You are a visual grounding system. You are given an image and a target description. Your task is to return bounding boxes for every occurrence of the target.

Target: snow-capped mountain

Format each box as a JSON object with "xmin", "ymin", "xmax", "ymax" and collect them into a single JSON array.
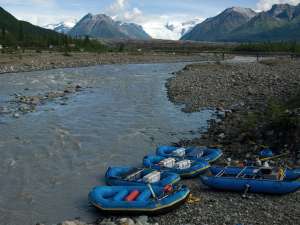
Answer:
[
  {"xmin": 143, "ymin": 18, "xmax": 203, "ymax": 40},
  {"xmin": 181, "ymin": 7, "xmax": 257, "ymax": 41},
  {"xmin": 44, "ymin": 19, "xmax": 77, "ymax": 34},
  {"xmin": 165, "ymin": 18, "xmax": 203, "ymax": 37}
]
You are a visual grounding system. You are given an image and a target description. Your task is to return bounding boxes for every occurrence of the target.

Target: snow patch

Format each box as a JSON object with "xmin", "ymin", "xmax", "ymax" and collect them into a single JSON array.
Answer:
[
  {"xmin": 143, "ymin": 18, "xmax": 203, "ymax": 40},
  {"xmin": 44, "ymin": 18, "xmax": 77, "ymax": 33}
]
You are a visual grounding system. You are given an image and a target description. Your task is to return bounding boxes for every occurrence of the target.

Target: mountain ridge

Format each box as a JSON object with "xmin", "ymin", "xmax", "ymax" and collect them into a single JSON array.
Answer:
[
  {"xmin": 68, "ymin": 13, "xmax": 151, "ymax": 40},
  {"xmin": 181, "ymin": 7, "xmax": 257, "ymax": 41},
  {"xmin": 181, "ymin": 3, "xmax": 300, "ymax": 42},
  {"xmin": 0, "ymin": 6, "xmax": 64, "ymax": 46}
]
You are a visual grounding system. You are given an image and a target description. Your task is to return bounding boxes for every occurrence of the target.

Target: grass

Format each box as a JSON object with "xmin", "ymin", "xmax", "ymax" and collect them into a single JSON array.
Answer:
[
  {"xmin": 241, "ymin": 90, "xmax": 300, "ymax": 135},
  {"xmin": 286, "ymin": 91, "xmax": 300, "ymax": 109}
]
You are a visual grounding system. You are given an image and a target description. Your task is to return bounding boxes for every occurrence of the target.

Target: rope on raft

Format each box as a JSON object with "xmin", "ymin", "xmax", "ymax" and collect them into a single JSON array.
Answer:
[{"xmin": 186, "ymin": 194, "xmax": 201, "ymax": 204}]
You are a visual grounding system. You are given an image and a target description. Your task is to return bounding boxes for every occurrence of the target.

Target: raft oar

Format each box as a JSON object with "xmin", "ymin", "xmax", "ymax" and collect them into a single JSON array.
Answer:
[
  {"xmin": 260, "ymin": 152, "xmax": 289, "ymax": 162},
  {"xmin": 242, "ymin": 184, "xmax": 251, "ymax": 199},
  {"xmin": 147, "ymin": 183, "xmax": 158, "ymax": 200},
  {"xmin": 236, "ymin": 166, "xmax": 248, "ymax": 178}
]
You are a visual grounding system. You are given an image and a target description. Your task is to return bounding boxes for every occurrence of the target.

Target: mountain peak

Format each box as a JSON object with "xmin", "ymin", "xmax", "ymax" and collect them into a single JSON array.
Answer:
[
  {"xmin": 181, "ymin": 6, "xmax": 257, "ymax": 41},
  {"xmin": 271, "ymin": 3, "xmax": 292, "ymax": 10},
  {"xmin": 223, "ymin": 6, "xmax": 257, "ymax": 18},
  {"xmin": 69, "ymin": 13, "xmax": 151, "ymax": 40},
  {"xmin": 267, "ymin": 3, "xmax": 299, "ymax": 20},
  {"xmin": 82, "ymin": 13, "xmax": 111, "ymax": 21},
  {"xmin": 270, "ymin": 3, "xmax": 294, "ymax": 13}
]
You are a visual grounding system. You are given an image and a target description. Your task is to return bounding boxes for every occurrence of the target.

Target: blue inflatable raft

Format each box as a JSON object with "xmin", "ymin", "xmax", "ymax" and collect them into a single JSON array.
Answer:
[
  {"xmin": 260, "ymin": 148, "xmax": 274, "ymax": 158},
  {"xmin": 105, "ymin": 166, "xmax": 180, "ymax": 186},
  {"xmin": 210, "ymin": 166, "xmax": 300, "ymax": 181},
  {"xmin": 89, "ymin": 185, "xmax": 190, "ymax": 214},
  {"xmin": 156, "ymin": 146, "xmax": 223, "ymax": 163},
  {"xmin": 201, "ymin": 167, "xmax": 300, "ymax": 194},
  {"xmin": 143, "ymin": 155, "xmax": 210, "ymax": 178}
]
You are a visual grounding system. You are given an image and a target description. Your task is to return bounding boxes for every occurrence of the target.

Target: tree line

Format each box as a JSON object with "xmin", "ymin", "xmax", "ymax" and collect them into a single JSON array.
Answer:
[{"xmin": 0, "ymin": 23, "xmax": 109, "ymax": 53}]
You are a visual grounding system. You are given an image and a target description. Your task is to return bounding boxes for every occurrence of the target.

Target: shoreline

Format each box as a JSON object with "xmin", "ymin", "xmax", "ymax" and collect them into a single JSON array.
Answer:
[
  {"xmin": 166, "ymin": 58, "xmax": 300, "ymax": 160},
  {"xmin": 0, "ymin": 52, "xmax": 223, "ymax": 74},
  {"xmin": 159, "ymin": 58, "xmax": 300, "ymax": 224}
]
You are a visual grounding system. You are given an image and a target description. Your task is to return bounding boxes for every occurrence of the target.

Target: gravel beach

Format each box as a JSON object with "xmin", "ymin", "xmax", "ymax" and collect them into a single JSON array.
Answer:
[
  {"xmin": 166, "ymin": 58, "xmax": 300, "ymax": 112},
  {"xmin": 167, "ymin": 58, "xmax": 300, "ymax": 159},
  {"xmin": 160, "ymin": 57, "xmax": 300, "ymax": 225},
  {"xmin": 0, "ymin": 51, "xmax": 221, "ymax": 74}
]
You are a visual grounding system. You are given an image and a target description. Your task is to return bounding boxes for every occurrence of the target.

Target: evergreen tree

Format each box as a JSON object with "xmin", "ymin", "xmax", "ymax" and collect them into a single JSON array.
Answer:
[
  {"xmin": 83, "ymin": 35, "xmax": 90, "ymax": 46},
  {"xmin": 18, "ymin": 22, "xmax": 24, "ymax": 43},
  {"xmin": 1, "ymin": 26, "xmax": 5, "ymax": 38}
]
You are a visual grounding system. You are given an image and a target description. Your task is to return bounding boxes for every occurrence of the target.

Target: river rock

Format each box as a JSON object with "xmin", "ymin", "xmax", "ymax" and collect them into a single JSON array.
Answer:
[
  {"xmin": 218, "ymin": 133, "xmax": 225, "ymax": 139},
  {"xmin": 0, "ymin": 106, "xmax": 10, "ymax": 114},
  {"xmin": 61, "ymin": 220, "xmax": 87, "ymax": 225},
  {"xmin": 119, "ymin": 218, "xmax": 135, "ymax": 225},
  {"xmin": 13, "ymin": 113, "xmax": 20, "ymax": 118},
  {"xmin": 135, "ymin": 216, "xmax": 150, "ymax": 225},
  {"xmin": 98, "ymin": 218, "xmax": 117, "ymax": 225}
]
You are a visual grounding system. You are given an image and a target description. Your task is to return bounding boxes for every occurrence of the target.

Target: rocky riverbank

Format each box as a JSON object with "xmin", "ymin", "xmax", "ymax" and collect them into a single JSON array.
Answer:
[
  {"xmin": 161, "ymin": 57, "xmax": 300, "ymax": 224},
  {"xmin": 0, "ymin": 51, "xmax": 222, "ymax": 74},
  {"xmin": 167, "ymin": 58, "xmax": 300, "ymax": 112},
  {"xmin": 167, "ymin": 58, "xmax": 300, "ymax": 162},
  {"xmin": 0, "ymin": 84, "xmax": 84, "ymax": 118}
]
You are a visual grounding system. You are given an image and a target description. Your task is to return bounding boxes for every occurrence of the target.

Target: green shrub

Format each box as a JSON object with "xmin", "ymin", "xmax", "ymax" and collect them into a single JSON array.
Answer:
[
  {"xmin": 241, "ymin": 112, "xmax": 260, "ymax": 131},
  {"xmin": 264, "ymin": 100, "xmax": 299, "ymax": 129}
]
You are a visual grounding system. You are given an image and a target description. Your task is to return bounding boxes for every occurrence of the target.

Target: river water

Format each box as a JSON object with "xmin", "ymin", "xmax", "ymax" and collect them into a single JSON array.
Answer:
[{"xmin": 0, "ymin": 62, "xmax": 219, "ymax": 225}]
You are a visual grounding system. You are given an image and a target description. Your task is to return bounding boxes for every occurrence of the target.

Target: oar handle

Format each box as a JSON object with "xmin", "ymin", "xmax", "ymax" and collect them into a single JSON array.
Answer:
[
  {"xmin": 147, "ymin": 183, "xmax": 157, "ymax": 200},
  {"xmin": 260, "ymin": 153, "xmax": 289, "ymax": 161}
]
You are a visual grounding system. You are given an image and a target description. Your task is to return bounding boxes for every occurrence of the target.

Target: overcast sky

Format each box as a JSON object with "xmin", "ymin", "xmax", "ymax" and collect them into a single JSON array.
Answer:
[{"xmin": 1, "ymin": 0, "xmax": 300, "ymax": 39}]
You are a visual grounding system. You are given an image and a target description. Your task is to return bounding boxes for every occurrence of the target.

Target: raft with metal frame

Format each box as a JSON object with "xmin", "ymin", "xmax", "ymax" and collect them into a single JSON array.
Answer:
[
  {"xmin": 201, "ymin": 166, "xmax": 300, "ymax": 194},
  {"xmin": 210, "ymin": 166, "xmax": 300, "ymax": 181},
  {"xmin": 105, "ymin": 166, "xmax": 180, "ymax": 186},
  {"xmin": 156, "ymin": 146, "xmax": 223, "ymax": 163},
  {"xmin": 143, "ymin": 155, "xmax": 210, "ymax": 178}
]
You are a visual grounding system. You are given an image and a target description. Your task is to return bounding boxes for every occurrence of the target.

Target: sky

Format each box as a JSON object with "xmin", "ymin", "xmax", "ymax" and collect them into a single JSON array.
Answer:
[{"xmin": 1, "ymin": 0, "xmax": 300, "ymax": 39}]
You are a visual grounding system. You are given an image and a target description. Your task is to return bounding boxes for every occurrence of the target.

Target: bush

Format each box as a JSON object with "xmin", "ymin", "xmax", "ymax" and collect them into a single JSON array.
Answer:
[{"xmin": 234, "ymin": 42, "xmax": 300, "ymax": 53}]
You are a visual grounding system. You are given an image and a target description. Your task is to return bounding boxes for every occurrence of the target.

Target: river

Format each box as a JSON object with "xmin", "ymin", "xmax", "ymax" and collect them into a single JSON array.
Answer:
[{"xmin": 0, "ymin": 62, "xmax": 219, "ymax": 225}]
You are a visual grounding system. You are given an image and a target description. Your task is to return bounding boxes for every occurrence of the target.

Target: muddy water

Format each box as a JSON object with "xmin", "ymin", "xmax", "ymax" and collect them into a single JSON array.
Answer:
[{"xmin": 0, "ymin": 63, "xmax": 217, "ymax": 225}]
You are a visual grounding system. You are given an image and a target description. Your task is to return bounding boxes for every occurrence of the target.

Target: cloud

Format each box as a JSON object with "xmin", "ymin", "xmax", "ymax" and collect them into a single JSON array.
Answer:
[
  {"xmin": 106, "ymin": 0, "xmax": 143, "ymax": 22},
  {"xmin": 0, "ymin": 0, "xmax": 82, "ymax": 26},
  {"xmin": 257, "ymin": 0, "xmax": 300, "ymax": 11},
  {"xmin": 0, "ymin": 0, "xmax": 56, "ymax": 7},
  {"xmin": 108, "ymin": 0, "xmax": 127, "ymax": 14},
  {"xmin": 124, "ymin": 7, "xmax": 142, "ymax": 21}
]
